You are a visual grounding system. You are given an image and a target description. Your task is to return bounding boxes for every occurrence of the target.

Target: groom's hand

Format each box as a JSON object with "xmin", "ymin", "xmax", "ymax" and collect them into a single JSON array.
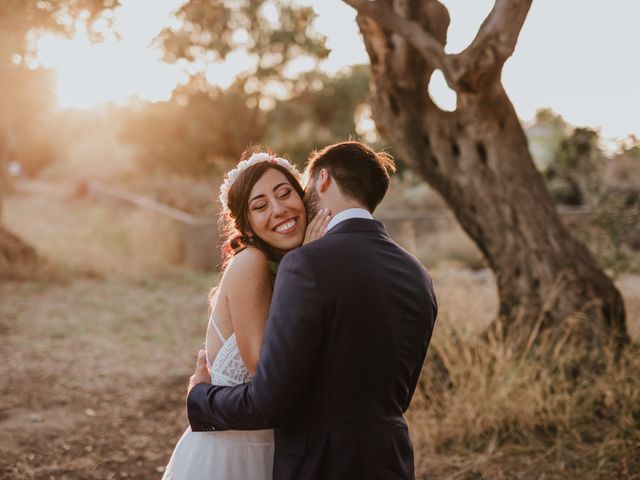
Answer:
[{"xmin": 187, "ymin": 350, "xmax": 210, "ymax": 396}]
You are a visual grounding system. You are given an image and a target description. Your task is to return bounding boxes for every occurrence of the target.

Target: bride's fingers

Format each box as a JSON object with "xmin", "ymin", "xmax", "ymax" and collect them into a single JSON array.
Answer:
[
  {"xmin": 311, "ymin": 212, "xmax": 330, "ymax": 240},
  {"xmin": 307, "ymin": 212, "xmax": 323, "ymax": 238},
  {"xmin": 304, "ymin": 215, "xmax": 320, "ymax": 243},
  {"xmin": 304, "ymin": 209, "xmax": 330, "ymax": 243},
  {"xmin": 320, "ymin": 210, "xmax": 331, "ymax": 232}
]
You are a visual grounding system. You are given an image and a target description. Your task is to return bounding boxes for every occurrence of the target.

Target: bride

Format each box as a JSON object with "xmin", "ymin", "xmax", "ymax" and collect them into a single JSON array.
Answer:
[{"xmin": 162, "ymin": 148, "xmax": 330, "ymax": 479}]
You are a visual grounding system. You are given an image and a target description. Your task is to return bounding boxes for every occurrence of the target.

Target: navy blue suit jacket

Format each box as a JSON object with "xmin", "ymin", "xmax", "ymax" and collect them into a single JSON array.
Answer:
[{"xmin": 188, "ymin": 218, "xmax": 437, "ymax": 479}]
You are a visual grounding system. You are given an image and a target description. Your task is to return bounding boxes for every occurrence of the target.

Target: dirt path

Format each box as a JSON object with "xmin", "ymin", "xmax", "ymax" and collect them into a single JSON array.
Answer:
[{"xmin": 1, "ymin": 275, "xmax": 213, "ymax": 479}]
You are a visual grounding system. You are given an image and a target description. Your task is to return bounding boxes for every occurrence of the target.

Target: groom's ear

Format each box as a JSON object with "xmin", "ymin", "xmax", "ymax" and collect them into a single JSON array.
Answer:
[{"xmin": 317, "ymin": 168, "xmax": 331, "ymax": 193}]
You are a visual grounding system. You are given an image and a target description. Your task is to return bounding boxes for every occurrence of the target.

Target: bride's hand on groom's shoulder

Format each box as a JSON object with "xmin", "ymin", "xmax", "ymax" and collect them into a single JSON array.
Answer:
[
  {"xmin": 303, "ymin": 209, "xmax": 331, "ymax": 245},
  {"xmin": 187, "ymin": 349, "xmax": 210, "ymax": 396}
]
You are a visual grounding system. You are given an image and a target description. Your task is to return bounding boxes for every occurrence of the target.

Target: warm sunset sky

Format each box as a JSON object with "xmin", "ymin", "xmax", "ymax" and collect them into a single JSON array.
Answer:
[{"xmin": 35, "ymin": 0, "xmax": 640, "ymax": 140}]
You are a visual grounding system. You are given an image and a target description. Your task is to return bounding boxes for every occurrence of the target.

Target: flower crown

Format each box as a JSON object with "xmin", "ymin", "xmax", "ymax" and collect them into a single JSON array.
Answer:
[{"xmin": 219, "ymin": 152, "xmax": 301, "ymax": 211}]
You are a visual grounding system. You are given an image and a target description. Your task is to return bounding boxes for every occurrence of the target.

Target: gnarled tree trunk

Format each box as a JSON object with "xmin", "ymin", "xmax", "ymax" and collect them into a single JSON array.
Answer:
[{"xmin": 344, "ymin": 0, "xmax": 627, "ymax": 351}]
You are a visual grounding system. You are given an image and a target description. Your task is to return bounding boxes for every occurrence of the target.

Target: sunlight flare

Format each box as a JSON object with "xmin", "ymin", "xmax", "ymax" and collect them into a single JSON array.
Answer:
[{"xmin": 36, "ymin": 21, "xmax": 186, "ymax": 109}]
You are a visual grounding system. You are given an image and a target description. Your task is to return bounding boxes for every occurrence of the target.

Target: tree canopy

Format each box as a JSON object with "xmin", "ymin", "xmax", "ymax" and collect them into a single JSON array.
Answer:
[{"xmin": 157, "ymin": 0, "xmax": 329, "ymax": 101}]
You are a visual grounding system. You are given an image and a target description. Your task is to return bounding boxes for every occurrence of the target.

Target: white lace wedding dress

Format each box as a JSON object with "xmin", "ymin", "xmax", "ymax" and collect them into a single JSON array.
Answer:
[{"xmin": 162, "ymin": 292, "xmax": 274, "ymax": 479}]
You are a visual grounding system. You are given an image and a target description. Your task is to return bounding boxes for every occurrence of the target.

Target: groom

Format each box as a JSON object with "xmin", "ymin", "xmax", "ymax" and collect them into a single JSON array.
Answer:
[{"xmin": 188, "ymin": 141, "xmax": 437, "ymax": 479}]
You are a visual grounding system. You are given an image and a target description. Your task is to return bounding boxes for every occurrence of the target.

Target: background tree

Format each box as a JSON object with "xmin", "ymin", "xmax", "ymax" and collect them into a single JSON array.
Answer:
[
  {"xmin": 122, "ymin": 65, "xmax": 371, "ymax": 176},
  {"xmin": 139, "ymin": 0, "xmax": 332, "ymax": 174},
  {"xmin": 0, "ymin": 0, "xmax": 119, "ymax": 271},
  {"xmin": 264, "ymin": 65, "xmax": 370, "ymax": 162},
  {"xmin": 545, "ymin": 127, "xmax": 604, "ymax": 206},
  {"xmin": 343, "ymin": 0, "xmax": 626, "ymax": 351},
  {"xmin": 120, "ymin": 77, "xmax": 261, "ymax": 177},
  {"xmin": 158, "ymin": 0, "xmax": 329, "ymax": 113},
  {"xmin": 158, "ymin": 0, "xmax": 329, "ymax": 89}
]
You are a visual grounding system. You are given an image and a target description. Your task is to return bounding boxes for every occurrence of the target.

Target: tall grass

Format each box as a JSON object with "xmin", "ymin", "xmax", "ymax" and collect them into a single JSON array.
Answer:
[{"xmin": 409, "ymin": 271, "xmax": 640, "ymax": 479}]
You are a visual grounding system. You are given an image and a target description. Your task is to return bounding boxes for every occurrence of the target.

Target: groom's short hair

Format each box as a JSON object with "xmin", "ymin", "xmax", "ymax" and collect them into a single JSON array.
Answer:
[{"xmin": 306, "ymin": 141, "xmax": 396, "ymax": 212}]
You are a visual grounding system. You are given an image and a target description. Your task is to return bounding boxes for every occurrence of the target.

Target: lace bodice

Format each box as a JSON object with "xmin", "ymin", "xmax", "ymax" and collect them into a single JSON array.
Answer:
[{"xmin": 205, "ymin": 291, "xmax": 251, "ymax": 386}]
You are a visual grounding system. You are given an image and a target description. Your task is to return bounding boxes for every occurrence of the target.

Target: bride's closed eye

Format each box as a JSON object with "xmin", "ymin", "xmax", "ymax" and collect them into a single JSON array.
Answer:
[{"xmin": 277, "ymin": 188, "xmax": 292, "ymax": 199}]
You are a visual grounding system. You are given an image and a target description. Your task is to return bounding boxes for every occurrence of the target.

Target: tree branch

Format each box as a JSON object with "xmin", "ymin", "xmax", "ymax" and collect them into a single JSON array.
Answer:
[
  {"xmin": 342, "ymin": 0, "xmax": 455, "ymax": 84},
  {"xmin": 450, "ymin": 0, "xmax": 533, "ymax": 92},
  {"xmin": 470, "ymin": 0, "xmax": 533, "ymax": 61},
  {"xmin": 344, "ymin": 0, "xmax": 533, "ymax": 94}
]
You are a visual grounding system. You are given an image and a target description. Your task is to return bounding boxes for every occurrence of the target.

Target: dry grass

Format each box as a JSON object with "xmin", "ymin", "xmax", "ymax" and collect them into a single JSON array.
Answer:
[
  {"xmin": 118, "ymin": 172, "xmax": 222, "ymax": 216},
  {"xmin": 416, "ymin": 227, "xmax": 487, "ymax": 271},
  {"xmin": 380, "ymin": 171, "xmax": 449, "ymax": 212},
  {"xmin": 408, "ymin": 270, "xmax": 640, "ymax": 479},
  {"xmin": 4, "ymin": 180, "xmax": 183, "ymax": 279}
]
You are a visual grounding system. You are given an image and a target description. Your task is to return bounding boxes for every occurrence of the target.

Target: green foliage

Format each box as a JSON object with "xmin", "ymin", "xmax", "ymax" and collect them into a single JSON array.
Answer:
[
  {"xmin": 131, "ymin": 0, "xmax": 342, "ymax": 175},
  {"xmin": 545, "ymin": 127, "xmax": 605, "ymax": 206},
  {"xmin": 121, "ymin": 65, "xmax": 376, "ymax": 176},
  {"xmin": 592, "ymin": 188, "xmax": 640, "ymax": 265},
  {"xmin": 589, "ymin": 147, "xmax": 640, "ymax": 273},
  {"xmin": 157, "ymin": 0, "xmax": 329, "ymax": 98},
  {"xmin": 263, "ymin": 65, "xmax": 371, "ymax": 163},
  {"xmin": 0, "ymin": 0, "xmax": 120, "ymax": 63},
  {"xmin": 120, "ymin": 78, "xmax": 261, "ymax": 176},
  {"xmin": 528, "ymin": 112, "xmax": 640, "ymax": 272}
]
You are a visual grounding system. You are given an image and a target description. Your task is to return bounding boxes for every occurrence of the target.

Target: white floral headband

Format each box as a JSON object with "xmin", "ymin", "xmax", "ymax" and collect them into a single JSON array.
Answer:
[{"xmin": 219, "ymin": 152, "xmax": 301, "ymax": 211}]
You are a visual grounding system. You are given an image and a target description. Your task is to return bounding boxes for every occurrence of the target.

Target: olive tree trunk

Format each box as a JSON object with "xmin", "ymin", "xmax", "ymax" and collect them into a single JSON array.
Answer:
[{"xmin": 344, "ymin": 0, "xmax": 627, "ymax": 351}]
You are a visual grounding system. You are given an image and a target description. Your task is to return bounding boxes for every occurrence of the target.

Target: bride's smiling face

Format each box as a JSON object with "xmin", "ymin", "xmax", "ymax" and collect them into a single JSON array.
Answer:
[{"xmin": 247, "ymin": 167, "xmax": 306, "ymax": 252}]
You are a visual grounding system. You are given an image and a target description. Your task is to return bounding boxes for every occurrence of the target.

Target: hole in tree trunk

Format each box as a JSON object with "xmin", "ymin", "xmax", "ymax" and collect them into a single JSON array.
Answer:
[
  {"xmin": 428, "ymin": 70, "xmax": 457, "ymax": 112},
  {"xmin": 387, "ymin": 93, "xmax": 400, "ymax": 116},
  {"xmin": 451, "ymin": 142, "xmax": 460, "ymax": 158},
  {"xmin": 385, "ymin": 36, "xmax": 395, "ymax": 51},
  {"xmin": 476, "ymin": 142, "xmax": 488, "ymax": 165}
]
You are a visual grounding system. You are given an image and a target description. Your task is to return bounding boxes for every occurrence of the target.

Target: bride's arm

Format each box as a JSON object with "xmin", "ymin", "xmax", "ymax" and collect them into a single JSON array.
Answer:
[
  {"xmin": 223, "ymin": 247, "xmax": 273, "ymax": 375},
  {"xmin": 188, "ymin": 248, "xmax": 322, "ymax": 432}
]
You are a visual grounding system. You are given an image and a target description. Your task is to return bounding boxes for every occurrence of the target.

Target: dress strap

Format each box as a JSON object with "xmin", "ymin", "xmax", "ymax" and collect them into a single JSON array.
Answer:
[
  {"xmin": 208, "ymin": 288, "xmax": 226, "ymax": 342},
  {"xmin": 210, "ymin": 315, "xmax": 227, "ymax": 343}
]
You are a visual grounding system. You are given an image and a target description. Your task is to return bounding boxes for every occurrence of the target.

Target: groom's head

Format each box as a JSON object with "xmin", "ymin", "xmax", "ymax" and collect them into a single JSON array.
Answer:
[{"xmin": 304, "ymin": 141, "xmax": 396, "ymax": 217}]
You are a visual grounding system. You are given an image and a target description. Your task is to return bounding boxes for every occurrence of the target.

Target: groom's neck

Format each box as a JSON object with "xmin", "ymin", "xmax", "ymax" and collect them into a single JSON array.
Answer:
[{"xmin": 324, "ymin": 198, "xmax": 369, "ymax": 217}]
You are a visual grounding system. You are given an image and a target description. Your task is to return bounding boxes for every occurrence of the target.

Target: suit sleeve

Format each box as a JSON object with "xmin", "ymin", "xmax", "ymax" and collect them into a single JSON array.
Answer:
[
  {"xmin": 187, "ymin": 249, "xmax": 323, "ymax": 431},
  {"xmin": 403, "ymin": 274, "xmax": 437, "ymax": 412}
]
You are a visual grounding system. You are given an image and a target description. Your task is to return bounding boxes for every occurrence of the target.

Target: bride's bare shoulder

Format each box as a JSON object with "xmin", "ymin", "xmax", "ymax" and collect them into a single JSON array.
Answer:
[{"xmin": 222, "ymin": 247, "xmax": 271, "ymax": 285}]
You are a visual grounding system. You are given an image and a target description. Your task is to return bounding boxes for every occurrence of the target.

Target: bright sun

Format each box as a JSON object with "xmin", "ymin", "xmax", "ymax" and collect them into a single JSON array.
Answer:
[
  {"xmin": 36, "ymin": 21, "xmax": 185, "ymax": 109},
  {"xmin": 33, "ymin": 0, "xmax": 194, "ymax": 110},
  {"xmin": 33, "ymin": 0, "xmax": 367, "ymax": 111}
]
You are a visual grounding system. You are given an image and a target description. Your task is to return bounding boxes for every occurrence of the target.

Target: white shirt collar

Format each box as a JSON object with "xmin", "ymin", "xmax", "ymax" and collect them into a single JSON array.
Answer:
[{"xmin": 327, "ymin": 208, "xmax": 373, "ymax": 232}]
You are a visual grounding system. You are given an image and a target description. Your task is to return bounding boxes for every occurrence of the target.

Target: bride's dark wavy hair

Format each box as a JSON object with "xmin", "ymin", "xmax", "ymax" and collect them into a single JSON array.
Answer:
[{"xmin": 218, "ymin": 146, "xmax": 305, "ymax": 271}]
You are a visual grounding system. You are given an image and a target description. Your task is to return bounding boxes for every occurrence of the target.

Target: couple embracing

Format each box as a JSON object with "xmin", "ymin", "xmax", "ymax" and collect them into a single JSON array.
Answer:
[{"xmin": 162, "ymin": 141, "xmax": 438, "ymax": 480}]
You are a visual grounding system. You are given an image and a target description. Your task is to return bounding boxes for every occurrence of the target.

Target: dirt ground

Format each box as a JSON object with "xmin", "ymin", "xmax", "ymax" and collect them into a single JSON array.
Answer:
[
  {"xmin": 0, "ymin": 274, "xmax": 213, "ymax": 479},
  {"xmin": 2, "ymin": 181, "xmax": 639, "ymax": 479}
]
